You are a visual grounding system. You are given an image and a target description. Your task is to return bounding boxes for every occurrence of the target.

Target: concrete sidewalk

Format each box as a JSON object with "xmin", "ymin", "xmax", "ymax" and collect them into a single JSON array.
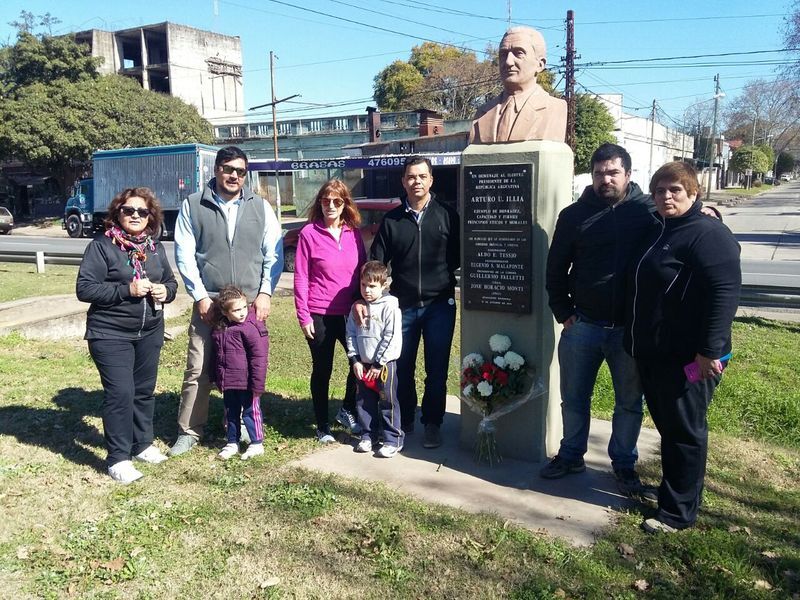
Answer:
[{"xmin": 294, "ymin": 396, "xmax": 661, "ymax": 546}]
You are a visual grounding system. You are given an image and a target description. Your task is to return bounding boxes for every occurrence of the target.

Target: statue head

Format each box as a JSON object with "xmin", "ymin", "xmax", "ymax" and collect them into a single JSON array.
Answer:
[{"xmin": 499, "ymin": 26, "xmax": 547, "ymax": 93}]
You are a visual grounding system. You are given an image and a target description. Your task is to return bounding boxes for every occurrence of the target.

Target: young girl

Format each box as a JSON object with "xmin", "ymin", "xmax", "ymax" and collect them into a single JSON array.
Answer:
[{"xmin": 210, "ymin": 286, "xmax": 269, "ymax": 460}]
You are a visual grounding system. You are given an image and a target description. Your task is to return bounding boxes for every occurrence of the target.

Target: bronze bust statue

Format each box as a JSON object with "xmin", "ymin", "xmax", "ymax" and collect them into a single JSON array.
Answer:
[{"xmin": 470, "ymin": 26, "xmax": 567, "ymax": 144}]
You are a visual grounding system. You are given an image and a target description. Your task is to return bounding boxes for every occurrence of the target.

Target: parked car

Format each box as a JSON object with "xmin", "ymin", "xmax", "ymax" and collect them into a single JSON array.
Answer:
[
  {"xmin": 282, "ymin": 198, "xmax": 401, "ymax": 272},
  {"xmin": 781, "ymin": 174, "xmax": 791, "ymax": 182},
  {"xmin": 0, "ymin": 207, "xmax": 13, "ymax": 234}
]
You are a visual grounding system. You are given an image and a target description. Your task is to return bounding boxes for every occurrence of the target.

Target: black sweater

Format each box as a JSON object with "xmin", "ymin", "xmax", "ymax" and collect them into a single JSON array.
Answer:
[
  {"xmin": 371, "ymin": 193, "xmax": 460, "ymax": 309},
  {"xmin": 546, "ymin": 183, "xmax": 657, "ymax": 324},
  {"xmin": 625, "ymin": 201, "xmax": 741, "ymax": 364},
  {"xmin": 76, "ymin": 234, "xmax": 178, "ymax": 339}
]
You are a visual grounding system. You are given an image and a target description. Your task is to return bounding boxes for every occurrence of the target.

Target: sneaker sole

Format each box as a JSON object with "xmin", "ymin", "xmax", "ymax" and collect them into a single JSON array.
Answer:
[{"xmin": 539, "ymin": 464, "xmax": 586, "ymax": 479}]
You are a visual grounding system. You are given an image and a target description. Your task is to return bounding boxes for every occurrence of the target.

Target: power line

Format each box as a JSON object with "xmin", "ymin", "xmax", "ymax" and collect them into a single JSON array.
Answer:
[
  {"xmin": 577, "ymin": 48, "xmax": 792, "ymax": 68},
  {"xmin": 323, "ymin": 0, "xmax": 484, "ymax": 40},
  {"xmin": 578, "ymin": 13, "xmax": 784, "ymax": 25}
]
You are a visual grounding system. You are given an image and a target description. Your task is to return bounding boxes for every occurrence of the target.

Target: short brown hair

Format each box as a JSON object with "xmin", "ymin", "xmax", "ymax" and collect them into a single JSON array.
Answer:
[
  {"xmin": 360, "ymin": 260, "xmax": 388, "ymax": 285},
  {"xmin": 650, "ymin": 162, "xmax": 700, "ymax": 197},
  {"xmin": 306, "ymin": 179, "xmax": 361, "ymax": 228},
  {"xmin": 104, "ymin": 187, "xmax": 163, "ymax": 236}
]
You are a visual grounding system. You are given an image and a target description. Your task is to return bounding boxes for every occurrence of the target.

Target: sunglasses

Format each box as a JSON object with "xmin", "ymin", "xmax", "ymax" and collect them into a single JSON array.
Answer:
[
  {"xmin": 120, "ymin": 206, "xmax": 150, "ymax": 218},
  {"xmin": 319, "ymin": 197, "xmax": 344, "ymax": 207},
  {"xmin": 220, "ymin": 164, "xmax": 247, "ymax": 178}
]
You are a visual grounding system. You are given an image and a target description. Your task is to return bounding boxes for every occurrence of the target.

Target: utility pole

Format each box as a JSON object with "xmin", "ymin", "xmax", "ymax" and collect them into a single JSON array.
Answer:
[
  {"xmin": 705, "ymin": 74, "xmax": 721, "ymax": 202},
  {"xmin": 507, "ymin": 0, "xmax": 512, "ymax": 27},
  {"xmin": 564, "ymin": 10, "xmax": 576, "ymax": 151},
  {"xmin": 269, "ymin": 51, "xmax": 282, "ymax": 224},
  {"xmin": 249, "ymin": 52, "xmax": 300, "ymax": 225},
  {"xmin": 648, "ymin": 99, "xmax": 656, "ymax": 183}
]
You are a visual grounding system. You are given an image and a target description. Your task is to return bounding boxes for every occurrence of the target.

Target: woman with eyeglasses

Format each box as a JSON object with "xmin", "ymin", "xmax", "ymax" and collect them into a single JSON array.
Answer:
[
  {"xmin": 294, "ymin": 179, "xmax": 366, "ymax": 443},
  {"xmin": 77, "ymin": 187, "xmax": 178, "ymax": 483}
]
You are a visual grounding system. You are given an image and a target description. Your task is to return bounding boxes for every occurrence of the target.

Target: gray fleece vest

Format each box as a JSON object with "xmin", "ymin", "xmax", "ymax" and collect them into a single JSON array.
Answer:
[{"xmin": 188, "ymin": 181, "xmax": 266, "ymax": 301}]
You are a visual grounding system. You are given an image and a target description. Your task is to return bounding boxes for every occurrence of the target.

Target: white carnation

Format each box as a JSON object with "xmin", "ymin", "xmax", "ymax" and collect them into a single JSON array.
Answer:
[
  {"xmin": 462, "ymin": 353, "xmax": 484, "ymax": 370},
  {"xmin": 489, "ymin": 334, "xmax": 512, "ymax": 353},
  {"xmin": 504, "ymin": 351, "xmax": 525, "ymax": 370},
  {"xmin": 477, "ymin": 381, "xmax": 493, "ymax": 397},
  {"xmin": 493, "ymin": 355, "xmax": 507, "ymax": 368},
  {"xmin": 462, "ymin": 384, "xmax": 474, "ymax": 398}
]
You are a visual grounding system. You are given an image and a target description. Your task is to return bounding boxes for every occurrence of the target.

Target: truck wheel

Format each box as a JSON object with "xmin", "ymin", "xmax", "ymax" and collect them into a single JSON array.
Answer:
[
  {"xmin": 66, "ymin": 215, "xmax": 83, "ymax": 238},
  {"xmin": 284, "ymin": 247, "xmax": 296, "ymax": 273}
]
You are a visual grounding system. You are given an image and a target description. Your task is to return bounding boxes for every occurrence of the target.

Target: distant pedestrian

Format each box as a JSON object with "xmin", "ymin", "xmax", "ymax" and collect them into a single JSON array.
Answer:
[
  {"xmin": 294, "ymin": 179, "xmax": 366, "ymax": 443},
  {"xmin": 210, "ymin": 286, "xmax": 268, "ymax": 461},
  {"xmin": 170, "ymin": 146, "xmax": 282, "ymax": 456},
  {"xmin": 371, "ymin": 156, "xmax": 460, "ymax": 449},
  {"xmin": 77, "ymin": 187, "xmax": 177, "ymax": 484},
  {"xmin": 346, "ymin": 261, "xmax": 403, "ymax": 457}
]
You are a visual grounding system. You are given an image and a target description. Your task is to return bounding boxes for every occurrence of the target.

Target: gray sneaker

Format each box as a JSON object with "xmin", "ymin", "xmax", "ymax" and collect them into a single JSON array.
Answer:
[
  {"xmin": 539, "ymin": 455, "xmax": 586, "ymax": 479},
  {"xmin": 422, "ymin": 424, "xmax": 442, "ymax": 449},
  {"xmin": 168, "ymin": 434, "xmax": 197, "ymax": 457}
]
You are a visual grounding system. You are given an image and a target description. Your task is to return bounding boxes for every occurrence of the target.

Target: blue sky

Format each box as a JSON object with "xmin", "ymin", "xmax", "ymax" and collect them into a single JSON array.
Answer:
[{"xmin": 0, "ymin": 0, "xmax": 792, "ymax": 127}]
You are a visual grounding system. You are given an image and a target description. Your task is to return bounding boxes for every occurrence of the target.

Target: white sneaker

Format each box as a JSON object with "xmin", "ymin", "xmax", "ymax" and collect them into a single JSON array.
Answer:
[
  {"xmin": 240, "ymin": 443, "xmax": 264, "ymax": 460},
  {"xmin": 218, "ymin": 443, "xmax": 239, "ymax": 460},
  {"xmin": 377, "ymin": 444, "xmax": 402, "ymax": 458},
  {"xmin": 108, "ymin": 460, "xmax": 144, "ymax": 484},
  {"xmin": 133, "ymin": 445, "xmax": 169, "ymax": 464},
  {"xmin": 355, "ymin": 439, "xmax": 373, "ymax": 453}
]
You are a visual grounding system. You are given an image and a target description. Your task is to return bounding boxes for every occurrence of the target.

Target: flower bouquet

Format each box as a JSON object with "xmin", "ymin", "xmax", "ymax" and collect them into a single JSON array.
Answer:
[{"xmin": 461, "ymin": 334, "xmax": 542, "ymax": 465}]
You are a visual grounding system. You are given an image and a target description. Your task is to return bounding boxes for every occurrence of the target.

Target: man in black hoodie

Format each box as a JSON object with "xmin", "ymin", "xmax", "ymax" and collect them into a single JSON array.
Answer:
[{"xmin": 543, "ymin": 143, "xmax": 657, "ymax": 497}]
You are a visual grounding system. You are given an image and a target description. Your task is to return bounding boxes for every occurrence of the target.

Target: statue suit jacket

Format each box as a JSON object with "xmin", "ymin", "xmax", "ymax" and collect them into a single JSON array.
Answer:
[{"xmin": 469, "ymin": 86, "xmax": 567, "ymax": 144}]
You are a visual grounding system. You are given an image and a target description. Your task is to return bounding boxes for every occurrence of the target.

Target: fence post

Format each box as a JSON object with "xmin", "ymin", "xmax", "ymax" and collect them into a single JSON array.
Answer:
[{"xmin": 36, "ymin": 251, "xmax": 45, "ymax": 273}]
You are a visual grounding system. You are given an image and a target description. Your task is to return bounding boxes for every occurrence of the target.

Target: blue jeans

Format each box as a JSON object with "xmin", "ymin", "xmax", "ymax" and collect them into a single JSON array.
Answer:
[
  {"xmin": 396, "ymin": 297, "xmax": 456, "ymax": 428},
  {"xmin": 557, "ymin": 318, "xmax": 643, "ymax": 470}
]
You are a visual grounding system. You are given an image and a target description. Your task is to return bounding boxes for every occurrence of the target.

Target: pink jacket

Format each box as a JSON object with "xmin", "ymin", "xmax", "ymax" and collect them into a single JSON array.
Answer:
[{"xmin": 294, "ymin": 220, "xmax": 366, "ymax": 327}]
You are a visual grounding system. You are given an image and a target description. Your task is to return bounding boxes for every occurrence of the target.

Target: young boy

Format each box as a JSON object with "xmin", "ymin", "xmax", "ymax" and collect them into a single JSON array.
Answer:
[{"xmin": 346, "ymin": 261, "xmax": 403, "ymax": 457}]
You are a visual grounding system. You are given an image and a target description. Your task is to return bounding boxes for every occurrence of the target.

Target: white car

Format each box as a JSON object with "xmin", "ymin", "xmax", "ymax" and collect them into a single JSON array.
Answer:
[
  {"xmin": 780, "ymin": 174, "xmax": 791, "ymax": 182},
  {"xmin": 0, "ymin": 206, "xmax": 13, "ymax": 234}
]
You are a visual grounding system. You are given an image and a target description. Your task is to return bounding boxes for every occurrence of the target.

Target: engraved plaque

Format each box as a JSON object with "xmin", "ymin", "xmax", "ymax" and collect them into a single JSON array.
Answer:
[{"xmin": 463, "ymin": 164, "xmax": 532, "ymax": 313}]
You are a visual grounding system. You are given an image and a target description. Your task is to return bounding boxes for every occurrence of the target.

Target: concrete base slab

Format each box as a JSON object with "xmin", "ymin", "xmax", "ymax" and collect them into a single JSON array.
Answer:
[{"xmin": 294, "ymin": 395, "xmax": 661, "ymax": 546}]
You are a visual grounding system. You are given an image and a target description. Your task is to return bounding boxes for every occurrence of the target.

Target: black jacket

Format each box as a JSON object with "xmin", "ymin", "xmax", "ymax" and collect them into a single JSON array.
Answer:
[
  {"xmin": 625, "ymin": 201, "xmax": 741, "ymax": 363},
  {"xmin": 77, "ymin": 234, "xmax": 178, "ymax": 339},
  {"xmin": 546, "ymin": 183, "xmax": 657, "ymax": 324},
  {"xmin": 371, "ymin": 193, "xmax": 460, "ymax": 309}
]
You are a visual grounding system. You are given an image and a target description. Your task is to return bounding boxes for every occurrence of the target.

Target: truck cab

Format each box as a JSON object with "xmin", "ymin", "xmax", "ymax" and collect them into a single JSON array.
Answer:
[{"xmin": 63, "ymin": 179, "xmax": 94, "ymax": 238}]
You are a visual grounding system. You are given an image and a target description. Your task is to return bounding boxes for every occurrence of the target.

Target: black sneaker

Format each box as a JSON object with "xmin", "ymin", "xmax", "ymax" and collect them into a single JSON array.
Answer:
[
  {"xmin": 614, "ymin": 468, "xmax": 658, "ymax": 505},
  {"xmin": 539, "ymin": 455, "xmax": 586, "ymax": 479},
  {"xmin": 422, "ymin": 424, "xmax": 441, "ymax": 448}
]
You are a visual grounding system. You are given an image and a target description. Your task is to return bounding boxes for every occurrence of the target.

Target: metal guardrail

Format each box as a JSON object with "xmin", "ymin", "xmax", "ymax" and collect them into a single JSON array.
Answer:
[
  {"xmin": 0, "ymin": 250, "xmax": 83, "ymax": 271},
  {"xmin": 0, "ymin": 250, "xmax": 798, "ymax": 309}
]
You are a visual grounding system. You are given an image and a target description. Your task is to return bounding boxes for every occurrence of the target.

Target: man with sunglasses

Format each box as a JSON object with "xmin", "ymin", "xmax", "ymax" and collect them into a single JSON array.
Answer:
[{"xmin": 170, "ymin": 146, "xmax": 283, "ymax": 456}]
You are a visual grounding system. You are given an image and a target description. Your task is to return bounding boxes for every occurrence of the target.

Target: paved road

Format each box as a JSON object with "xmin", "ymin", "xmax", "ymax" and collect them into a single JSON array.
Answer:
[{"xmin": 3, "ymin": 185, "xmax": 800, "ymax": 288}]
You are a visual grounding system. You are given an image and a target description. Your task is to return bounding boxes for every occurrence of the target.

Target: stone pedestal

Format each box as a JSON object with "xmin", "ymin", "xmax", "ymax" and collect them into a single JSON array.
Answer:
[{"xmin": 459, "ymin": 140, "xmax": 573, "ymax": 462}]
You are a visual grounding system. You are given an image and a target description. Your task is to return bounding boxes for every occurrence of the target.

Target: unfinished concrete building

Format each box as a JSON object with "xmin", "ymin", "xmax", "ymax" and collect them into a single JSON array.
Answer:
[{"xmin": 75, "ymin": 22, "xmax": 243, "ymax": 120}]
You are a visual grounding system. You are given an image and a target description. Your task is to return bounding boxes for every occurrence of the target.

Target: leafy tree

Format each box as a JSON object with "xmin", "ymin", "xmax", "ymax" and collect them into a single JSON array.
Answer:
[
  {"xmin": 776, "ymin": 150, "xmax": 795, "ymax": 176},
  {"xmin": 730, "ymin": 145, "xmax": 770, "ymax": 175},
  {"xmin": 0, "ymin": 25, "xmax": 213, "ymax": 193},
  {"xmin": 756, "ymin": 143, "xmax": 775, "ymax": 169},
  {"xmin": 1, "ymin": 31, "xmax": 101, "ymax": 96},
  {"xmin": 373, "ymin": 42, "xmax": 555, "ymax": 120},
  {"xmin": 573, "ymin": 94, "xmax": 616, "ymax": 173}
]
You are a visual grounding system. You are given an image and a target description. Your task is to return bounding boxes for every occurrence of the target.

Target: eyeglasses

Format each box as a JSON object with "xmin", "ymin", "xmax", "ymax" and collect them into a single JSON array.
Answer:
[
  {"xmin": 120, "ymin": 206, "xmax": 150, "ymax": 218},
  {"xmin": 220, "ymin": 164, "xmax": 247, "ymax": 178},
  {"xmin": 319, "ymin": 197, "xmax": 344, "ymax": 207}
]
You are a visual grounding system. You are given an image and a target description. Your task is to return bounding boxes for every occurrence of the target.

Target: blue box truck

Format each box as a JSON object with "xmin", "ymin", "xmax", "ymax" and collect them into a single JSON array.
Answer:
[{"xmin": 63, "ymin": 143, "xmax": 219, "ymax": 238}]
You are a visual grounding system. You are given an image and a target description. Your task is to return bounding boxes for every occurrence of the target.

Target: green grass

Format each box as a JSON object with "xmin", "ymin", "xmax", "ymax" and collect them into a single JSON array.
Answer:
[
  {"xmin": 0, "ymin": 262, "xmax": 79, "ymax": 302},
  {"xmin": 0, "ymin": 289, "xmax": 798, "ymax": 597},
  {"xmin": 720, "ymin": 187, "xmax": 765, "ymax": 197}
]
